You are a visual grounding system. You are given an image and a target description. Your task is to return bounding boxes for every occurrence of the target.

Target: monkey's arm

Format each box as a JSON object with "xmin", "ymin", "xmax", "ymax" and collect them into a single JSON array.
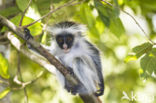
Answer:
[
  {"xmin": 24, "ymin": 28, "xmax": 57, "ymax": 55},
  {"xmin": 81, "ymin": 55, "xmax": 104, "ymax": 96}
]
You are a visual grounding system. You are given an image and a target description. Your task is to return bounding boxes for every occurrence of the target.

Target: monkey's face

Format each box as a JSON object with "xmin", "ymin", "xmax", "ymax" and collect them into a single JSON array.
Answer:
[{"xmin": 56, "ymin": 33, "xmax": 74, "ymax": 53}]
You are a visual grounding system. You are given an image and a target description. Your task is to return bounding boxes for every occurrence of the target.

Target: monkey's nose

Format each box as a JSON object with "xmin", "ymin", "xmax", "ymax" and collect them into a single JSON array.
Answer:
[{"xmin": 63, "ymin": 43, "xmax": 68, "ymax": 49}]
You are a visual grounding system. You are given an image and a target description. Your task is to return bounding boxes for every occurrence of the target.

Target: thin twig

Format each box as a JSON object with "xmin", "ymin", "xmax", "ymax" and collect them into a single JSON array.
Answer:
[
  {"xmin": 22, "ymin": 0, "xmax": 83, "ymax": 28},
  {"xmin": 18, "ymin": 1, "xmax": 32, "ymax": 101},
  {"xmin": 101, "ymin": 0, "xmax": 112, "ymax": 6},
  {"xmin": 12, "ymin": 72, "xmax": 43, "ymax": 91},
  {"xmin": 19, "ymin": 0, "xmax": 32, "ymax": 26},
  {"xmin": 122, "ymin": 11, "xmax": 154, "ymax": 44},
  {"xmin": 101, "ymin": 0, "xmax": 155, "ymax": 44},
  {"xmin": 13, "ymin": 71, "xmax": 44, "ymax": 89},
  {"xmin": 17, "ymin": 52, "xmax": 29, "ymax": 103}
]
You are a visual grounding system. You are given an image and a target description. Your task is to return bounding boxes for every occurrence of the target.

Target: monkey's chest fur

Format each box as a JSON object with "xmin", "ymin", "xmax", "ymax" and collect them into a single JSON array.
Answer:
[{"xmin": 55, "ymin": 43, "xmax": 100, "ymax": 95}]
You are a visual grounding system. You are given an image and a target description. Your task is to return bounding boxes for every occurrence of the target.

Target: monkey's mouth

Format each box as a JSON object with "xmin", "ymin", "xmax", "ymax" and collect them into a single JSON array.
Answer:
[
  {"xmin": 63, "ymin": 44, "xmax": 70, "ymax": 53},
  {"xmin": 63, "ymin": 48, "xmax": 70, "ymax": 53}
]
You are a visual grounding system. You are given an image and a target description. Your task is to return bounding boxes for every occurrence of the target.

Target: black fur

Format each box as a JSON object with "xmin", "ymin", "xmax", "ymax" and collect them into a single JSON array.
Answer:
[
  {"xmin": 64, "ymin": 58, "xmax": 88, "ymax": 95},
  {"xmin": 60, "ymin": 43, "xmax": 104, "ymax": 96},
  {"xmin": 54, "ymin": 21, "xmax": 78, "ymax": 29},
  {"xmin": 85, "ymin": 40, "xmax": 104, "ymax": 96},
  {"xmin": 56, "ymin": 33, "xmax": 74, "ymax": 49}
]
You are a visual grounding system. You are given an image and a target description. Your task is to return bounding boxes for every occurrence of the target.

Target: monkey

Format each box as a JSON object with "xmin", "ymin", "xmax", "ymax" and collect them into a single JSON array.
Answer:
[{"xmin": 24, "ymin": 21, "xmax": 104, "ymax": 96}]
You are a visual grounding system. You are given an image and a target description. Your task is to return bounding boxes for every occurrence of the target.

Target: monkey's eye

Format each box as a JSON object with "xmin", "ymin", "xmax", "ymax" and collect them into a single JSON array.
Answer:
[
  {"xmin": 67, "ymin": 37, "xmax": 72, "ymax": 41},
  {"xmin": 58, "ymin": 38, "xmax": 63, "ymax": 43}
]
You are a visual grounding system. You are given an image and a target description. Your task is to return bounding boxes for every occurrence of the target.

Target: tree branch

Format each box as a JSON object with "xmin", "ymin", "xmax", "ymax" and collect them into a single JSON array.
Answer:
[
  {"xmin": 17, "ymin": 51, "xmax": 29, "ymax": 103},
  {"xmin": 13, "ymin": 71, "xmax": 43, "ymax": 90},
  {"xmin": 22, "ymin": 0, "xmax": 83, "ymax": 28},
  {"xmin": 7, "ymin": 32, "xmax": 56, "ymax": 74},
  {"xmin": 19, "ymin": 0, "xmax": 32, "ymax": 26},
  {"xmin": 0, "ymin": 15, "xmax": 100, "ymax": 103}
]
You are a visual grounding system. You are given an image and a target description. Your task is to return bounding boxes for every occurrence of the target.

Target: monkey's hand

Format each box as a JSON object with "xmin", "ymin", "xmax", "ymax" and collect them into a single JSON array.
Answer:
[
  {"xmin": 64, "ymin": 67, "xmax": 85, "ymax": 95},
  {"xmin": 24, "ymin": 28, "xmax": 33, "ymax": 41},
  {"xmin": 23, "ymin": 28, "xmax": 35, "ymax": 50}
]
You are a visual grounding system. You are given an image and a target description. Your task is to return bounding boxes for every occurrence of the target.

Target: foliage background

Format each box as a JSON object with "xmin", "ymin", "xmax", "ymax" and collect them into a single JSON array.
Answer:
[{"xmin": 0, "ymin": 0, "xmax": 156, "ymax": 103}]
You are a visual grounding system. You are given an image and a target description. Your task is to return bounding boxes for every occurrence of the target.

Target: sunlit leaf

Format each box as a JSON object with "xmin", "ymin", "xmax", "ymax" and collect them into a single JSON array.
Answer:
[
  {"xmin": 10, "ymin": 15, "xmax": 21, "ymax": 26},
  {"xmin": 0, "ymin": 88, "xmax": 10, "ymax": 99},
  {"xmin": 10, "ymin": 15, "xmax": 42, "ymax": 35},
  {"xmin": 139, "ymin": 68, "xmax": 144, "ymax": 75},
  {"xmin": 95, "ymin": 17, "xmax": 105, "ymax": 34},
  {"xmin": 118, "ymin": 0, "xmax": 124, "ymax": 5},
  {"xmin": 132, "ymin": 42, "xmax": 153, "ymax": 58},
  {"xmin": 0, "ymin": 53, "xmax": 10, "ymax": 79},
  {"xmin": 22, "ymin": 16, "xmax": 42, "ymax": 36},
  {"xmin": 41, "ymin": 32, "xmax": 48, "ymax": 44},
  {"xmin": 124, "ymin": 54, "xmax": 137, "ymax": 63}
]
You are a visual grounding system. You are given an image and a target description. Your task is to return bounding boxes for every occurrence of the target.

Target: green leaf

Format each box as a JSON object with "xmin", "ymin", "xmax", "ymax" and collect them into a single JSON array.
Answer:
[
  {"xmin": 22, "ymin": 16, "xmax": 42, "ymax": 36},
  {"xmin": 10, "ymin": 15, "xmax": 21, "ymax": 26},
  {"xmin": 140, "ymin": 49, "xmax": 156, "ymax": 74},
  {"xmin": 109, "ymin": 18, "xmax": 125, "ymax": 37},
  {"xmin": 80, "ymin": 4, "xmax": 95, "ymax": 28},
  {"xmin": 76, "ymin": 3, "xmax": 100, "ymax": 40},
  {"xmin": 0, "ymin": 88, "xmax": 10, "ymax": 99},
  {"xmin": 94, "ymin": 0, "xmax": 124, "ymax": 37},
  {"xmin": 0, "ymin": 53, "xmax": 10, "ymax": 79},
  {"xmin": 10, "ymin": 15, "xmax": 42, "ymax": 35},
  {"xmin": 132, "ymin": 42, "xmax": 153, "ymax": 58},
  {"xmin": 0, "ymin": 6, "xmax": 20, "ymax": 18},
  {"xmin": 16, "ymin": 0, "xmax": 29, "ymax": 12},
  {"xmin": 98, "ymin": 13, "xmax": 110, "ymax": 27},
  {"xmin": 94, "ymin": 0, "xmax": 110, "ymax": 27},
  {"xmin": 113, "ymin": 0, "xmax": 120, "ymax": 17},
  {"xmin": 124, "ymin": 54, "xmax": 137, "ymax": 63},
  {"xmin": 36, "ymin": 0, "xmax": 53, "ymax": 15},
  {"xmin": 41, "ymin": 32, "xmax": 48, "ymax": 44}
]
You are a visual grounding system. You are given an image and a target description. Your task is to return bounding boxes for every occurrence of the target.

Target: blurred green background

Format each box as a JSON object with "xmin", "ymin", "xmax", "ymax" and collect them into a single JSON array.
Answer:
[{"xmin": 0, "ymin": 0, "xmax": 156, "ymax": 103}]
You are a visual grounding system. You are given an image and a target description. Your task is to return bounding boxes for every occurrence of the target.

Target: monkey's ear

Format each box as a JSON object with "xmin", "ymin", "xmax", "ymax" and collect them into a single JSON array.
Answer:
[
  {"xmin": 45, "ymin": 26, "xmax": 56, "ymax": 36},
  {"xmin": 75, "ymin": 24, "xmax": 87, "ymax": 37},
  {"xmin": 76, "ymin": 24, "xmax": 87, "ymax": 34}
]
